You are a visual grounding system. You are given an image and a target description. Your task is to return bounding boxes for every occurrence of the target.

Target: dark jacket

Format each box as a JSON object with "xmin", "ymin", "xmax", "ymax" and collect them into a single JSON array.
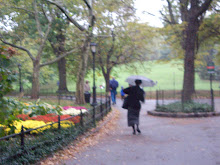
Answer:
[
  {"xmin": 123, "ymin": 85, "xmax": 145, "ymax": 109},
  {"xmin": 109, "ymin": 79, "xmax": 119, "ymax": 90}
]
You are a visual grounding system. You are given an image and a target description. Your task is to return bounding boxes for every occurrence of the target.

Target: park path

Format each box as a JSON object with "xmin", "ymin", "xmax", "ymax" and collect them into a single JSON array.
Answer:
[{"xmin": 61, "ymin": 99, "xmax": 220, "ymax": 165}]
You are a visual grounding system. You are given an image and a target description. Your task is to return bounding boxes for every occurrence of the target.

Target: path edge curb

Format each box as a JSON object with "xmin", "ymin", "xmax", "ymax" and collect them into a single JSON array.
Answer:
[{"xmin": 147, "ymin": 110, "xmax": 220, "ymax": 118}]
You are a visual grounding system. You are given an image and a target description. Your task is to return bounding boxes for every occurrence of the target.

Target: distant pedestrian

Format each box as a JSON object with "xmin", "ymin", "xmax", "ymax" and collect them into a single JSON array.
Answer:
[
  {"xmin": 84, "ymin": 80, "xmax": 90, "ymax": 93},
  {"xmin": 84, "ymin": 80, "xmax": 91, "ymax": 103},
  {"xmin": 123, "ymin": 79, "xmax": 145, "ymax": 135},
  {"xmin": 120, "ymin": 86, "xmax": 125, "ymax": 100},
  {"xmin": 109, "ymin": 77, "xmax": 119, "ymax": 105}
]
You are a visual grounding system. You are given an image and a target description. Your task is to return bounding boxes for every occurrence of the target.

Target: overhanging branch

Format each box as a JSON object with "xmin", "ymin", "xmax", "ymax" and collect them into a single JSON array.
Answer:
[
  {"xmin": 0, "ymin": 34, "xmax": 35, "ymax": 61},
  {"xmin": 46, "ymin": 0, "xmax": 86, "ymax": 31},
  {"xmin": 196, "ymin": 0, "xmax": 213, "ymax": 18},
  {"xmin": 82, "ymin": 0, "xmax": 91, "ymax": 9},
  {"xmin": 40, "ymin": 48, "xmax": 77, "ymax": 67}
]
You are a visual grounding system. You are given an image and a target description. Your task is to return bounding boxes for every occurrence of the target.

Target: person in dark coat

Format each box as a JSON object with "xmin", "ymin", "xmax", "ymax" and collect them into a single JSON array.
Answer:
[
  {"xmin": 123, "ymin": 79, "xmax": 145, "ymax": 135},
  {"xmin": 109, "ymin": 77, "xmax": 119, "ymax": 105}
]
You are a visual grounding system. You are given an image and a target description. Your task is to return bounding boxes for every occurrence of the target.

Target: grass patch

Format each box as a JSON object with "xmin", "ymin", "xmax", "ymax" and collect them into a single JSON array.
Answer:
[
  {"xmin": 66, "ymin": 60, "xmax": 219, "ymax": 91},
  {"xmin": 13, "ymin": 60, "xmax": 220, "ymax": 93},
  {"xmin": 156, "ymin": 101, "xmax": 213, "ymax": 113}
]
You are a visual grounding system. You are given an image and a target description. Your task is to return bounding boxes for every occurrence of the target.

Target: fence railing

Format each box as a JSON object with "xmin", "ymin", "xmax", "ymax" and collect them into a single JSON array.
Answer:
[
  {"xmin": 145, "ymin": 90, "xmax": 220, "ymax": 100},
  {"xmin": 7, "ymin": 90, "xmax": 107, "ymax": 104},
  {"xmin": 0, "ymin": 97, "xmax": 111, "ymax": 164},
  {"xmin": 155, "ymin": 90, "xmax": 216, "ymax": 111}
]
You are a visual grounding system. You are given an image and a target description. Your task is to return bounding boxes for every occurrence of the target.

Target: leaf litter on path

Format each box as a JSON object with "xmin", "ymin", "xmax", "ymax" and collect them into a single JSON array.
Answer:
[{"xmin": 39, "ymin": 107, "xmax": 120, "ymax": 165}]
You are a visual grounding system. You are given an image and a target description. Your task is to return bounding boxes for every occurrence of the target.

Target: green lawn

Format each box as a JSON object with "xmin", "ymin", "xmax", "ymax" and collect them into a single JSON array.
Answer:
[
  {"xmin": 37, "ymin": 60, "xmax": 219, "ymax": 92},
  {"xmin": 65, "ymin": 60, "xmax": 219, "ymax": 92}
]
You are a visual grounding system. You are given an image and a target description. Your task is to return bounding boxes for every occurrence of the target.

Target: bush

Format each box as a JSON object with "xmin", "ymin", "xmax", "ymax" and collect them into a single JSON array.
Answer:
[
  {"xmin": 156, "ymin": 101, "xmax": 213, "ymax": 113},
  {"xmin": 0, "ymin": 46, "xmax": 17, "ymax": 136},
  {"xmin": 0, "ymin": 97, "xmax": 21, "ymax": 136},
  {"xmin": 0, "ymin": 126, "xmax": 82, "ymax": 164},
  {"xmin": 0, "ymin": 98, "xmax": 63, "ymax": 136}
]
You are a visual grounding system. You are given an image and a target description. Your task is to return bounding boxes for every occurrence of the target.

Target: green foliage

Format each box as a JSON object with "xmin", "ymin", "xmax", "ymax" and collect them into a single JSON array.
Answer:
[
  {"xmin": 0, "ymin": 0, "xmax": 69, "ymax": 97},
  {"xmin": 79, "ymin": 60, "xmax": 219, "ymax": 92},
  {"xmin": 159, "ymin": 23, "xmax": 185, "ymax": 60},
  {"xmin": 156, "ymin": 101, "xmax": 213, "ymax": 113},
  {"xmin": 19, "ymin": 97, "xmax": 92, "ymax": 109},
  {"xmin": 160, "ymin": 1, "xmax": 218, "ymax": 65},
  {"xmin": 0, "ymin": 126, "xmax": 83, "ymax": 164},
  {"xmin": 198, "ymin": 65, "xmax": 220, "ymax": 81},
  {"xmin": 0, "ymin": 47, "xmax": 17, "ymax": 98},
  {"xmin": 0, "ymin": 46, "xmax": 18, "ymax": 136},
  {"xmin": 198, "ymin": 13, "xmax": 220, "ymax": 46},
  {"xmin": 0, "ymin": 97, "xmax": 63, "ymax": 136},
  {"xmin": 0, "ymin": 101, "xmax": 108, "ymax": 164},
  {"xmin": 0, "ymin": 98, "xmax": 21, "ymax": 136},
  {"xmin": 195, "ymin": 13, "xmax": 220, "ymax": 72},
  {"xmin": 23, "ymin": 102, "xmax": 62, "ymax": 117}
]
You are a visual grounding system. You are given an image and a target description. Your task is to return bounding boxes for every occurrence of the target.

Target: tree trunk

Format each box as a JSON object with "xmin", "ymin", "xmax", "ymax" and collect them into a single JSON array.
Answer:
[
  {"xmin": 75, "ymin": 40, "xmax": 90, "ymax": 104},
  {"xmin": 58, "ymin": 57, "xmax": 68, "ymax": 92},
  {"xmin": 182, "ymin": 17, "xmax": 199, "ymax": 102},
  {"xmin": 164, "ymin": 0, "xmax": 213, "ymax": 103},
  {"xmin": 101, "ymin": 67, "xmax": 111, "ymax": 101},
  {"xmin": 31, "ymin": 61, "xmax": 40, "ymax": 99},
  {"xmin": 75, "ymin": 65, "xmax": 86, "ymax": 104},
  {"xmin": 50, "ymin": 32, "xmax": 68, "ymax": 92},
  {"xmin": 103, "ymin": 69, "xmax": 111, "ymax": 93},
  {"xmin": 57, "ymin": 33, "xmax": 68, "ymax": 92}
]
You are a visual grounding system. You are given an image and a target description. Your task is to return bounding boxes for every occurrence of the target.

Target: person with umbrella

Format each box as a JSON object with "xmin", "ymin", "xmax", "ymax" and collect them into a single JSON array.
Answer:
[{"xmin": 123, "ymin": 79, "xmax": 145, "ymax": 135}]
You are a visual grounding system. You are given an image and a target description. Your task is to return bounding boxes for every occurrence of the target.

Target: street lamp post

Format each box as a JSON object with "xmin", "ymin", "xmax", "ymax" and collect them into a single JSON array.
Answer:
[
  {"xmin": 207, "ymin": 61, "xmax": 215, "ymax": 111},
  {"xmin": 18, "ymin": 63, "xmax": 23, "ymax": 92},
  {"xmin": 90, "ymin": 42, "xmax": 97, "ymax": 106}
]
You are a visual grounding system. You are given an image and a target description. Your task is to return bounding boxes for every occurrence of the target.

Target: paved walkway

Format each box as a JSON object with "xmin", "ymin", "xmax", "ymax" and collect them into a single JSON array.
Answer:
[{"xmin": 61, "ymin": 99, "xmax": 220, "ymax": 165}]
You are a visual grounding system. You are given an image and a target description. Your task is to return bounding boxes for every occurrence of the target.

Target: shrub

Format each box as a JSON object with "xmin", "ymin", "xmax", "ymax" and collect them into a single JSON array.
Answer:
[
  {"xmin": 156, "ymin": 101, "xmax": 212, "ymax": 113},
  {"xmin": 0, "ymin": 46, "xmax": 17, "ymax": 136},
  {"xmin": 22, "ymin": 101, "xmax": 62, "ymax": 116},
  {"xmin": 0, "ymin": 98, "xmax": 73, "ymax": 136},
  {"xmin": 0, "ymin": 98, "xmax": 21, "ymax": 136}
]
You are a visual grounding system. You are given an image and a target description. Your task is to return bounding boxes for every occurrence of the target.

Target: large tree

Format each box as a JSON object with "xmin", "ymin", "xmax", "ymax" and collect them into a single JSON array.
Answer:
[
  {"xmin": 92, "ymin": 0, "xmax": 156, "ymax": 94},
  {"xmin": 161, "ymin": 0, "xmax": 214, "ymax": 102},
  {"xmin": 0, "ymin": 0, "xmax": 76, "ymax": 98},
  {"xmin": 48, "ymin": 10, "xmax": 70, "ymax": 92},
  {"xmin": 96, "ymin": 23, "xmax": 155, "ymax": 93},
  {"xmin": 47, "ymin": 0, "xmax": 96, "ymax": 104}
]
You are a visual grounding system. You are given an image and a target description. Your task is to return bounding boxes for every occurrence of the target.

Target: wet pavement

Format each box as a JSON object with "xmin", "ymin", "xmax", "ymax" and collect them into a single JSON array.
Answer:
[{"xmin": 61, "ymin": 99, "xmax": 220, "ymax": 165}]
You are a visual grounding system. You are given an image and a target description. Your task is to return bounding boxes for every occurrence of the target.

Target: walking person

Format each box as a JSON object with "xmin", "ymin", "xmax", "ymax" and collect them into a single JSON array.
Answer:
[
  {"xmin": 123, "ymin": 79, "xmax": 145, "ymax": 135},
  {"xmin": 109, "ymin": 77, "xmax": 119, "ymax": 105},
  {"xmin": 84, "ymin": 80, "xmax": 91, "ymax": 103},
  {"xmin": 120, "ymin": 86, "xmax": 125, "ymax": 100}
]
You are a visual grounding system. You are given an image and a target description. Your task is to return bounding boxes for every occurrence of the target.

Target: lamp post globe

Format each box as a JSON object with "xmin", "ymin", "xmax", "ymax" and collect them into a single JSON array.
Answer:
[
  {"xmin": 90, "ymin": 42, "xmax": 97, "ymax": 106},
  {"xmin": 90, "ymin": 42, "xmax": 96, "ymax": 53}
]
